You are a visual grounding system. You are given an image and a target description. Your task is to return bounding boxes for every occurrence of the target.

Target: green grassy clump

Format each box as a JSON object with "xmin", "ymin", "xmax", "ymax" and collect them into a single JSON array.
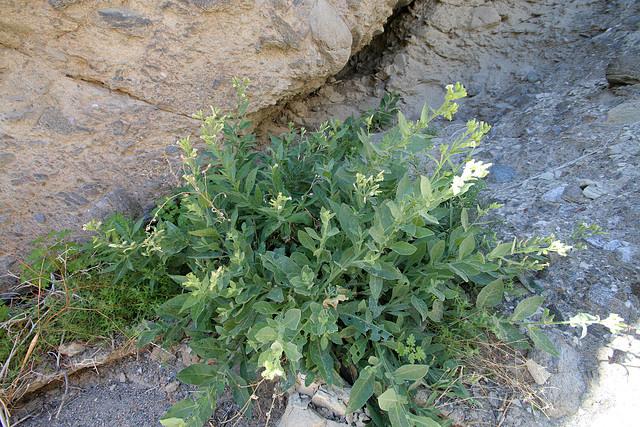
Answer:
[{"xmin": 0, "ymin": 230, "xmax": 179, "ymax": 405}]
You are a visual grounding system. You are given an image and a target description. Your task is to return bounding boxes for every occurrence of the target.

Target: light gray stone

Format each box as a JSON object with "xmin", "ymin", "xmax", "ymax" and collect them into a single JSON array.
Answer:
[
  {"xmin": 278, "ymin": 392, "xmax": 347, "ymax": 427},
  {"xmin": 562, "ymin": 185, "xmax": 588, "ymax": 204},
  {"xmin": 529, "ymin": 332, "xmax": 586, "ymax": 419},
  {"xmin": 542, "ymin": 186, "xmax": 566, "ymax": 203},
  {"xmin": 606, "ymin": 101, "xmax": 640, "ymax": 125}
]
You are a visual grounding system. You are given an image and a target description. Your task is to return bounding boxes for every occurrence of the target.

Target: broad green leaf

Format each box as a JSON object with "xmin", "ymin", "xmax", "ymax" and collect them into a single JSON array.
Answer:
[
  {"xmin": 445, "ymin": 263, "xmax": 469, "ymax": 282},
  {"xmin": 159, "ymin": 418, "xmax": 187, "ymax": 427},
  {"xmin": 254, "ymin": 183, "xmax": 263, "ymax": 205},
  {"xmin": 346, "ymin": 367, "xmax": 375, "ymax": 414},
  {"xmin": 404, "ymin": 241, "xmax": 427, "ymax": 272},
  {"xmin": 339, "ymin": 203, "xmax": 361, "ymax": 245},
  {"xmin": 398, "ymin": 111, "xmax": 409, "ymax": 135},
  {"xmin": 419, "ymin": 176, "xmax": 432, "ymax": 199},
  {"xmin": 226, "ymin": 369, "xmax": 252, "ymax": 417},
  {"xmin": 377, "ymin": 388, "xmax": 406, "ymax": 411},
  {"xmin": 495, "ymin": 321, "xmax": 530, "ymax": 348},
  {"xmin": 414, "ymin": 227, "xmax": 434, "ymax": 238},
  {"xmin": 457, "ymin": 233, "xmax": 475, "ymax": 260},
  {"xmin": 428, "ymin": 299, "xmax": 443, "ymax": 323},
  {"xmin": 160, "ymin": 398, "xmax": 196, "ymax": 427},
  {"xmin": 188, "ymin": 228, "xmax": 219, "ymax": 237},
  {"xmin": 253, "ymin": 301, "xmax": 278, "ymax": 315},
  {"xmin": 363, "ymin": 260, "xmax": 404, "ymax": 281},
  {"xmin": 527, "ymin": 326, "xmax": 559, "ymax": 357},
  {"xmin": 282, "ymin": 308, "xmax": 301, "ymax": 330},
  {"xmin": 349, "ymin": 337, "xmax": 368, "ymax": 364},
  {"xmin": 419, "ymin": 211, "xmax": 439, "ymax": 224},
  {"xmin": 392, "ymin": 364, "xmax": 430, "ymax": 381},
  {"xmin": 460, "ymin": 208, "xmax": 469, "ymax": 231},
  {"xmin": 298, "ymin": 230, "xmax": 316, "ymax": 251},
  {"xmin": 137, "ymin": 321, "xmax": 162, "ymax": 347},
  {"xmin": 419, "ymin": 102, "xmax": 430, "ymax": 125},
  {"xmin": 157, "ymin": 294, "xmax": 190, "ymax": 321},
  {"xmin": 244, "ymin": 167, "xmax": 258, "ymax": 194},
  {"xmin": 369, "ymin": 224, "xmax": 388, "ymax": 245},
  {"xmin": 428, "ymin": 240, "xmax": 445, "ymax": 264},
  {"xmin": 488, "ymin": 240, "xmax": 515, "ymax": 258},
  {"xmin": 266, "ymin": 286, "xmax": 284, "ymax": 302},
  {"xmin": 476, "ymin": 279, "xmax": 504, "ymax": 309},
  {"xmin": 410, "ymin": 295, "xmax": 429, "ymax": 322},
  {"xmin": 175, "ymin": 363, "xmax": 218, "ymax": 386},
  {"xmin": 255, "ymin": 326, "xmax": 278, "ymax": 344},
  {"xmin": 190, "ymin": 390, "xmax": 217, "ymax": 426},
  {"xmin": 387, "ymin": 201, "xmax": 403, "ymax": 221},
  {"xmin": 396, "ymin": 175, "xmax": 413, "ymax": 200},
  {"xmin": 510, "ymin": 296, "xmax": 544, "ymax": 321},
  {"xmin": 370, "ymin": 275, "xmax": 383, "ymax": 301},
  {"xmin": 388, "ymin": 402, "xmax": 411, "ymax": 427},
  {"xmin": 310, "ymin": 340, "xmax": 335, "ymax": 385},
  {"xmin": 283, "ymin": 342, "xmax": 302, "ymax": 362},
  {"xmin": 390, "ymin": 241, "xmax": 417, "ymax": 255},
  {"xmin": 339, "ymin": 312, "xmax": 392, "ymax": 341},
  {"xmin": 410, "ymin": 414, "xmax": 442, "ymax": 427},
  {"xmin": 189, "ymin": 338, "xmax": 228, "ymax": 359}
]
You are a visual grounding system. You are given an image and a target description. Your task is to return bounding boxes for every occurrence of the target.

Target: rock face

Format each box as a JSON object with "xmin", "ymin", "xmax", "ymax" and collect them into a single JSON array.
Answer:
[{"xmin": 0, "ymin": 0, "xmax": 401, "ymax": 287}]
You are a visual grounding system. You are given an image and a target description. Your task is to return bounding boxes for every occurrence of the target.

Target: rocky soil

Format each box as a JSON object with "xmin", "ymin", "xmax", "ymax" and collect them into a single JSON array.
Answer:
[{"xmin": 7, "ymin": 0, "xmax": 640, "ymax": 425}]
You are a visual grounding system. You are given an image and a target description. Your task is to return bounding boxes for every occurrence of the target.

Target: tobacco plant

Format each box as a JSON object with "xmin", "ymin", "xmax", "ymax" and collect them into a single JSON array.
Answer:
[{"xmin": 86, "ymin": 79, "xmax": 594, "ymax": 426}]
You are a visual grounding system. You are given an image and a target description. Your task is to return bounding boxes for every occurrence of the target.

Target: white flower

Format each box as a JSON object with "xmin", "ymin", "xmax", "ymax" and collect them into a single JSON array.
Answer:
[
  {"xmin": 261, "ymin": 360, "xmax": 283, "ymax": 380},
  {"xmin": 601, "ymin": 313, "xmax": 626, "ymax": 335},
  {"xmin": 546, "ymin": 240, "xmax": 573, "ymax": 256},
  {"xmin": 452, "ymin": 176, "xmax": 465, "ymax": 195},
  {"xmin": 452, "ymin": 160, "xmax": 492, "ymax": 195}
]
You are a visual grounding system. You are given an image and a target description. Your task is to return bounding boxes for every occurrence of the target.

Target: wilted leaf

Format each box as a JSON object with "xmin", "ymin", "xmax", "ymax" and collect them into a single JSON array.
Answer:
[{"xmin": 526, "ymin": 359, "xmax": 551, "ymax": 385}]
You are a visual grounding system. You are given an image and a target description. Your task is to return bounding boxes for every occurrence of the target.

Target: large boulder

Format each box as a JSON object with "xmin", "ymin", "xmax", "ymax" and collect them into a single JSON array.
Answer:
[{"xmin": 0, "ymin": 0, "xmax": 401, "ymax": 288}]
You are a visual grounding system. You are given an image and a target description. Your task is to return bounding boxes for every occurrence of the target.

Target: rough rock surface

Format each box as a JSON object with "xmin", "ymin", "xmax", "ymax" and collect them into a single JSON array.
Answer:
[{"xmin": 0, "ymin": 0, "xmax": 402, "ymax": 288}]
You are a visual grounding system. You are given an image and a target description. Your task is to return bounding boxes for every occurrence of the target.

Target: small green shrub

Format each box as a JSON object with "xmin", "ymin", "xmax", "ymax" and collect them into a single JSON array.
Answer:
[{"xmin": 82, "ymin": 80, "xmax": 622, "ymax": 426}]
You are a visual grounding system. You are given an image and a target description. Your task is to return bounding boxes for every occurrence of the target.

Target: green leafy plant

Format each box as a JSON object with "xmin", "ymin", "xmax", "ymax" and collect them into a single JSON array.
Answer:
[{"xmin": 83, "ymin": 79, "xmax": 621, "ymax": 426}]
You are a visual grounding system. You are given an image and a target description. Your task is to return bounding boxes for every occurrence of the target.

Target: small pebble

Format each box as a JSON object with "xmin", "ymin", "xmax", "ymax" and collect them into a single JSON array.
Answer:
[
  {"xmin": 542, "ymin": 186, "xmax": 566, "ymax": 203},
  {"xmin": 562, "ymin": 185, "xmax": 588, "ymax": 204},
  {"xmin": 165, "ymin": 381, "xmax": 180, "ymax": 394}
]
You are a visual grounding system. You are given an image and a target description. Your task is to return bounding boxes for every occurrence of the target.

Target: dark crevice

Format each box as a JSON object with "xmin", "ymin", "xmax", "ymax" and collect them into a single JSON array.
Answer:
[{"xmin": 337, "ymin": 0, "xmax": 433, "ymax": 79}]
